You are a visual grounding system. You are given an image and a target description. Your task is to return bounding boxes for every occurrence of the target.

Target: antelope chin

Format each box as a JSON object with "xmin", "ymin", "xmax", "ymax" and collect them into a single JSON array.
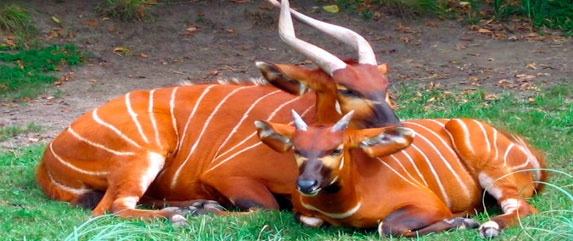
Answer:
[{"xmin": 299, "ymin": 188, "xmax": 321, "ymax": 197}]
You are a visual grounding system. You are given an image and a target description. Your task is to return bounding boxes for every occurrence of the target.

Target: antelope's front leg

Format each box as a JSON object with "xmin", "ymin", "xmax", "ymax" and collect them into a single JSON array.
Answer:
[
  {"xmin": 201, "ymin": 176, "xmax": 281, "ymax": 213},
  {"xmin": 379, "ymin": 205, "xmax": 478, "ymax": 238},
  {"xmin": 92, "ymin": 153, "xmax": 190, "ymax": 226}
]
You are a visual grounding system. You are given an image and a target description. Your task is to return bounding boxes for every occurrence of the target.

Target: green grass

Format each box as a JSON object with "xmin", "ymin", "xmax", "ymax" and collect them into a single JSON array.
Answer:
[
  {"xmin": 0, "ymin": 84, "xmax": 571, "ymax": 240},
  {"xmin": 491, "ymin": 0, "xmax": 573, "ymax": 35},
  {"xmin": 96, "ymin": 0, "xmax": 151, "ymax": 22},
  {"xmin": 0, "ymin": 122, "xmax": 42, "ymax": 141},
  {"xmin": 0, "ymin": 44, "xmax": 84, "ymax": 100},
  {"xmin": 0, "ymin": 4, "xmax": 38, "ymax": 47}
]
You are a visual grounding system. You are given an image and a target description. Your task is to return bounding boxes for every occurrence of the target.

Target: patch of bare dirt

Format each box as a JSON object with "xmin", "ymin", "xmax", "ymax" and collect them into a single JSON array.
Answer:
[{"xmin": 0, "ymin": 0, "xmax": 571, "ymax": 149}]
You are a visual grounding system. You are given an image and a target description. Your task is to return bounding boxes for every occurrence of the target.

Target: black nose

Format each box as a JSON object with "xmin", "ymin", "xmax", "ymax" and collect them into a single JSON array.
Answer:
[{"xmin": 297, "ymin": 179, "xmax": 318, "ymax": 193}]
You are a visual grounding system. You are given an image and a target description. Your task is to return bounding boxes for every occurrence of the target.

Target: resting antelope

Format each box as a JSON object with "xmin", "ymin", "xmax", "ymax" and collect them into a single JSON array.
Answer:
[
  {"xmin": 35, "ymin": 0, "xmax": 400, "ymax": 224},
  {"xmin": 256, "ymin": 110, "xmax": 546, "ymax": 238}
]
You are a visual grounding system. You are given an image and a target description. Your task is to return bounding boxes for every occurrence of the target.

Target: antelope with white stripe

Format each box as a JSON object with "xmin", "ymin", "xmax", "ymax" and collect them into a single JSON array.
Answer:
[
  {"xmin": 256, "ymin": 110, "xmax": 547, "ymax": 238},
  {"xmin": 35, "ymin": 0, "xmax": 401, "ymax": 224}
]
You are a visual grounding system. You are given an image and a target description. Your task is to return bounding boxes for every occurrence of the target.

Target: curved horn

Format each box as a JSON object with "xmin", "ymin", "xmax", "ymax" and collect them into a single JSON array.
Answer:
[
  {"xmin": 277, "ymin": 0, "xmax": 347, "ymax": 75},
  {"xmin": 331, "ymin": 110, "xmax": 354, "ymax": 132},
  {"xmin": 267, "ymin": 0, "xmax": 377, "ymax": 65},
  {"xmin": 291, "ymin": 109, "xmax": 308, "ymax": 131}
]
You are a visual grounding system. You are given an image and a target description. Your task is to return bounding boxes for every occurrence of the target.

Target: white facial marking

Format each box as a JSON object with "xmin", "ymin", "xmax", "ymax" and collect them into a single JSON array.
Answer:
[{"xmin": 335, "ymin": 100, "xmax": 342, "ymax": 115}]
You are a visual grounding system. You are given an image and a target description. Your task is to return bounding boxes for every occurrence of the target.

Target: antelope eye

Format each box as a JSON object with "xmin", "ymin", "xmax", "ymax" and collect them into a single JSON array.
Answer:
[
  {"xmin": 330, "ymin": 149, "xmax": 343, "ymax": 155},
  {"xmin": 293, "ymin": 149, "xmax": 302, "ymax": 156},
  {"xmin": 338, "ymin": 89, "xmax": 360, "ymax": 98}
]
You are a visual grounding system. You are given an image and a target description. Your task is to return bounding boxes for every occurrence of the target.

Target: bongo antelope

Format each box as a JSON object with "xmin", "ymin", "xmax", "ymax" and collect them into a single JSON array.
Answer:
[
  {"xmin": 256, "ymin": 111, "xmax": 546, "ymax": 238},
  {"xmin": 35, "ymin": 0, "xmax": 400, "ymax": 224}
]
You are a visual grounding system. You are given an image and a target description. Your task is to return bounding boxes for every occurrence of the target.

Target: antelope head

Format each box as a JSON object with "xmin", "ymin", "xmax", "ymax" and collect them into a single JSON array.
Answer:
[
  {"xmin": 255, "ymin": 110, "xmax": 415, "ymax": 196},
  {"xmin": 257, "ymin": 0, "xmax": 399, "ymax": 128}
]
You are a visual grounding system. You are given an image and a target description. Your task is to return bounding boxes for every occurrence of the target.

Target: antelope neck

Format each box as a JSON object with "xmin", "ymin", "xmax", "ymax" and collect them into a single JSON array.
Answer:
[{"xmin": 299, "ymin": 154, "xmax": 360, "ymax": 219}]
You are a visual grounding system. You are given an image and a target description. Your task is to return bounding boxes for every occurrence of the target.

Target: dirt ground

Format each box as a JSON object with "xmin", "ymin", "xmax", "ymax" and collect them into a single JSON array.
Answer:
[{"xmin": 0, "ymin": 0, "xmax": 571, "ymax": 149}]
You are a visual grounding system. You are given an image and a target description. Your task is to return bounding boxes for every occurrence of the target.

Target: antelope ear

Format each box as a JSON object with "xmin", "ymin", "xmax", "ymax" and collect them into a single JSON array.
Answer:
[
  {"xmin": 256, "ymin": 61, "xmax": 310, "ymax": 96},
  {"xmin": 377, "ymin": 63, "xmax": 389, "ymax": 75},
  {"xmin": 355, "ymin": 127, "xmax": 414, "ymax": 158},
  {"xmin": 254, "ymin": 120, "xmax": 295, "ymax": 153}
]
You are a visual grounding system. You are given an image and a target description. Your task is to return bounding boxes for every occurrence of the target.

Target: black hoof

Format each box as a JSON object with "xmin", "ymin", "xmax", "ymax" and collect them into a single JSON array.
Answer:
[{"xmin": 188, "ymin": 199, "xmax": 225, "ymax": 216}]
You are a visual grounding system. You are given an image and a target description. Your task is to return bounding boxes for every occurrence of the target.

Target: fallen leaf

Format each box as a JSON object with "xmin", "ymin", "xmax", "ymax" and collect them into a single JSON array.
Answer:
[
  {"xmin": 484, "ymin": 93, "xmax": 498, "ymax": 100},
  {"xmin": 51, "ymin": 16, "xmax": 61, "ymax": 24},
  {"xmin": 527, "ymin": 97, "xmax": 536, "ymax": 103},
  {"xmin": 208, "ymin": 70, "xmax": 219, "ymax": 76},
  {"xmin": 488, "ymin": 58, "xmax": 495, "ymax": 61},
  {"xmin": 455, "ymin": 44, "xmax": 467, "ymax": 50},
  {"xmin": 399, "ymin": 36, "xmax": 411, "ymax": 43},
  {"xmin": 186, "ymin": 26, "xmax": 198, "ymax": 33},
  {"xmin": 82, "ymin": 21, "xmax": 99, "ymax": 26},
  {"xmin": 231, "ymin": 0, "xmax": 249, "ymax": 3},
  {"xmin": 526, "ymin": 63, "xmax": 537, "ymax": 70},
  {"xmin": 89, "ymin": 79, "xmax": 97, "ymax": 82},
  {"xmin": 226, "ymin": 29, "xmax": 236, "ymax": 33},
  {"xmin": 28, "ymin": 138, "xmax": 40, "ymax": 143},
  {"xmin": 424, "ymin": 21, "xmax": 438, "ymax": 27},
  {"xmin": 113, "ymin": 47, "xmax": 130, "ymax": 56},
  {"xmin": 515, "ymin": 74, "xmax": 535, "ymax": 79},
  {"xmin": 468, "ymin": 76, "xmax": 479, "ymax": 81},
  {"xmin": 322, "ymin": 5, "xmax": 339, "ymax": 13}
]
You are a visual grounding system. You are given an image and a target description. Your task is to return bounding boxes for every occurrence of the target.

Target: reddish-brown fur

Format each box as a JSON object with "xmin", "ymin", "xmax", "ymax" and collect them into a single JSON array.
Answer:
[{"xmin": 257, "ymin": 115, "xmax": 547, "ymax": 238}]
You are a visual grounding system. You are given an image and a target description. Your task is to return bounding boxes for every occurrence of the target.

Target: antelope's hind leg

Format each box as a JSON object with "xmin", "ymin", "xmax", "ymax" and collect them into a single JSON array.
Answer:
[
  {"xmin": 445, "ymin": 119, "xmax": 541, "ymax": 238},
  {"xmin": 92, "ymin": 152, "xmax": 190, "ymax": 226}
]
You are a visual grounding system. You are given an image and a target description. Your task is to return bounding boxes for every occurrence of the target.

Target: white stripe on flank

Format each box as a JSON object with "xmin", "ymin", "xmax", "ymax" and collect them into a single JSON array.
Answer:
[
  {"xmin": 503, "ymin": 143, "xmax": 515, "ymax": 166},
  {"xmin": 388, "ymin": 155, "xmax": 424, "ymax": 188},
  {"xmin": 301, "ymin": 198, "xmax": 361, "ymax": 219},
  {"xmin": 399, "ymin": 150, "xmax": 429, "ymax": 187},
  {"xmin": 213, "ymin": 89, "xmax": 282, "ymax": 157},
  {"xmin": 92, "ymin": 109, "xmax": 142, "ymax": 148},
  {"xmin": 170, "ymin": 86, "xmax": 247, "ymax": 189},
  {"xmin": 402, "ymin": 124, "xmax": 473, "ymax": 197},
  {"xmin": 492, "ymin": 128, "xmax": 499, "ymax": 160},
  {"xmin": 67, "ymin": 126, "xmax": 135, "ymax": 156},
  {"xmin": 170, "ymin": 87, "xmax": 180, "ymax": 148},
  {"xmin": 176, "ymin": 85, "xmax": 215, "ymax": 154},
  {"xmin": 126, "ymin": 93, "xmax": 149, "ymax": 144},
  {"xmin": 427, "ymin": 119, "xmax": 448, "ymax": 127},
  {"xmin": 148, "ymin": 89, "xmax": 162, "ymax": 148},
  {"xmin": 473, "ymin": 120, "xmax": 491, "ymax": 153},
  {"xmin": 377, "ymin": 157, "xmax": 422, "ymax": 189},
  {"xmin": 214, "ymin": 95, "xmax": 304, "ymax": 161},
  {"xmin": 411, "ymin": 144, "xmax": 451, "ymax": 207},
  {"xmin": 140, "ymin": 152, "xmax": 165, "ymax": 192},
  {"xmin": 207, "ymin": 102, "xmax": 312, "ymax": 173},
  {"xmin": 453, "ymin": 119, "xmax": 474, "ymax": 154},
  {"xmin": 46, "ymin": 169, "xmax": 88, "ymax": 195},
  {"xmin": 49, "ymin": 142, "xmax": 109, "ymax": 176}
]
